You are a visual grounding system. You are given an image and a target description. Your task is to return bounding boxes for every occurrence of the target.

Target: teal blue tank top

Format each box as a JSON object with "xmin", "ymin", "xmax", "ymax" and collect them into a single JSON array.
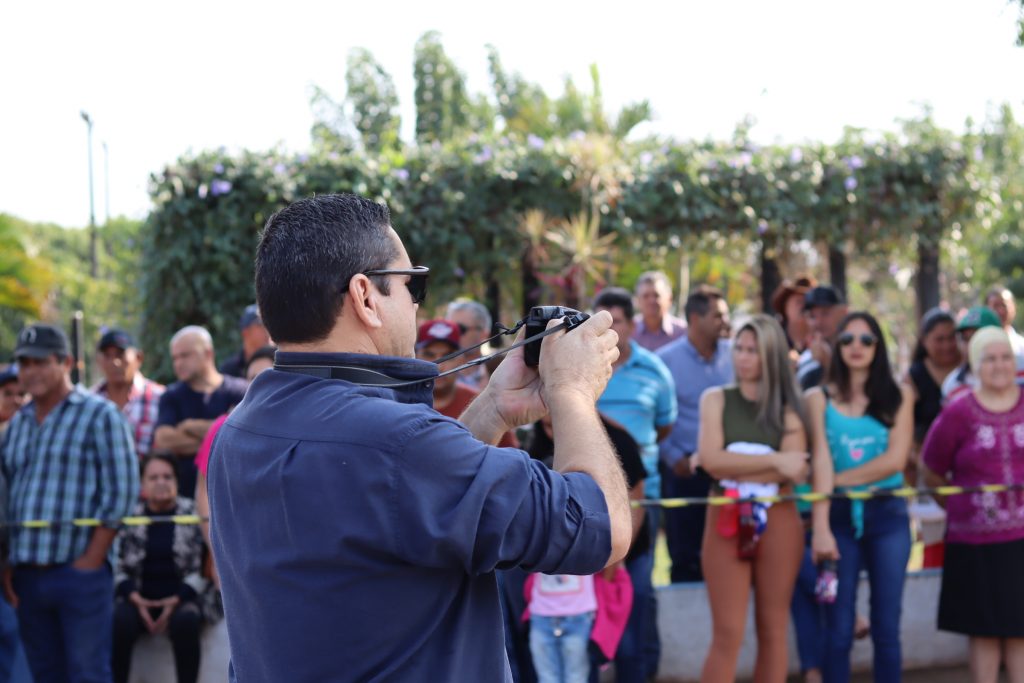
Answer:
[{"xmin": 825, "ymin": 402, "xmax": 904, "ymax": 536}]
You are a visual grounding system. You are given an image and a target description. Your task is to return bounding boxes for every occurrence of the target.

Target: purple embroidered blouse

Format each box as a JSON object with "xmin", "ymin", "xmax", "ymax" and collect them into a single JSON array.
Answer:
[{"xmin": 921, "ymin": 391, "xmax": 1024, "ymax": 545}]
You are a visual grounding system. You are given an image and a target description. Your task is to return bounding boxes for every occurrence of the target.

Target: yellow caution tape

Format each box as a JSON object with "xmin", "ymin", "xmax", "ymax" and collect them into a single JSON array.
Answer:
[
  {"xmin": 5, "ymin": 483, "xmax": 1023, "ymax": 527},
  {"xmin": 634, "ymin": 483, "xmax": 1024, "ymax": 508}
]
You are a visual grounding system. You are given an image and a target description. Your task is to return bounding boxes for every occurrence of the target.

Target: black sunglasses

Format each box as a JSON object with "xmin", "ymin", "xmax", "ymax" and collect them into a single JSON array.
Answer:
[
  {"xmin": 361, "ymin": 266, "xmax": 430, "ymax": 305},
  {"xmin": 837, "ymin": 332, "xmax": 877, "ymax": 348}
]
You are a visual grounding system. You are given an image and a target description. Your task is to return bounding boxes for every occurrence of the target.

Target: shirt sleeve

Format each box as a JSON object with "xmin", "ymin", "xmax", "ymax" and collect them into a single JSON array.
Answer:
[
  {"xmin": 389, "ymin": 415, "xmax": 612, "ymax": 577},
  {"xmin": 920, "ymin": 400, "xmax": 964, "ymax": 479},
  {"xmin": 653, "ymin": 358, "xmax": 678, "ymax": 428},
  {"xmin": 155, "ymin": 388, "xmax": 180, "ymax": 429},
  {"xmin": 93, "ymin": 403, "xmax": 141, "ymax": 526},
  {"xmin": 195, "ymin": 414, "xmax": 228, "ymax": 477}
]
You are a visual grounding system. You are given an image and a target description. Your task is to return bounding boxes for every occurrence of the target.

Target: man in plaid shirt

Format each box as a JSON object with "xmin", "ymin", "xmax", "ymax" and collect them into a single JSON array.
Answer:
[
  {"xmin": 1, "ymin": 323, "xmax": 139, "ymax": 683},
  {"xmin": 91, "ymin": 329, "xmax": 165, "ymax": 457}
]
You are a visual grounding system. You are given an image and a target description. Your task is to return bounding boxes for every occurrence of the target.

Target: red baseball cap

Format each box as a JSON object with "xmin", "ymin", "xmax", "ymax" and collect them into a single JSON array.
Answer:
[{"xmin": 416, "ymin": 319, "xmax": 461, "ymax": 350}]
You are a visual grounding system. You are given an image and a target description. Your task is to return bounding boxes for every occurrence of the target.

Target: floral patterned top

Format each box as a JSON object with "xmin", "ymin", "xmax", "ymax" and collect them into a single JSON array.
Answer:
[{"xmin": 922, "ymin": 390, "xmax": 1024, "ymax": 544}]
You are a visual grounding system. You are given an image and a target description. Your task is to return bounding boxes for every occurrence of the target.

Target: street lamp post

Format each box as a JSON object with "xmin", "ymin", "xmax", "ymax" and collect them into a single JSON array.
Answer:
[
  {"xmin": 102, "ymin": 140, "xmax": 110, "ymax": 225},
  {"xmin": 80, "ymin": 111, "xmax": 97, "ymax": 278}
]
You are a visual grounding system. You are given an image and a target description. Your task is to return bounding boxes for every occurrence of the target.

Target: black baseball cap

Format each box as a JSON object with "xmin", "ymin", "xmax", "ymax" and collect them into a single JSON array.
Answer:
[
  {"xmin": 14, "ymin": 324, "xmax": 70, "ymax": 359},
  {"xmin": 803, "ymin": 286, "xmax": 845, "ymax": 311},
  {"xmin": 97, "ymin": 329, "xmax": 137, "ymax": 352}
]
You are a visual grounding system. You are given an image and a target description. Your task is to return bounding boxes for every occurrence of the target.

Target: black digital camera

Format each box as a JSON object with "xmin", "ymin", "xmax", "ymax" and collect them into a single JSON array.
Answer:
[{"xmin": 523, "ymin": 306, "xmax": 591, "ymax": 367}]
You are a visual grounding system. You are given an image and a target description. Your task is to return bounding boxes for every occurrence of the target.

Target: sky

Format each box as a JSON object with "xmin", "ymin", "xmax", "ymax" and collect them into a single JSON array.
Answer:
[{"xmin": 2, "ymin": 0, "xmax": 1022, "ymax": 227}]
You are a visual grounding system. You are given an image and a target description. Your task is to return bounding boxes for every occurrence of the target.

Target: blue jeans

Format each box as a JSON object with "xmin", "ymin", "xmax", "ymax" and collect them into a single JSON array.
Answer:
[
  {"xmin": 791, "ymin": 532, "xmax": 825, "ymax": 673},
  {"xmin": 530, "ymin": 612, "xmax": 594, "ymax": 683},
  {"xmin": 0, "ymin": 595, "xmax": 32, "ymax": 683},
  {"xmin": 613, "ymin": 544, "xmax": 655, "ymax": 683},
  {"xmin": 13, "ymin": 563, "xmax": 115, "ymax": 683},
  {"xmin": 823, "ymin": 497, "xmax": 911, "ymax": 683}
]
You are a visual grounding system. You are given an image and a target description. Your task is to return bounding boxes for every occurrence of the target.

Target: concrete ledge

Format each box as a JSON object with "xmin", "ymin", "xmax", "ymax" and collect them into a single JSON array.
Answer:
[
  {"xmin": 128, "ymin": 572, "xmax": 965, "ymax": 682},
  {"xmin": 653, "ymin": 569, "xmax": 967, "ymax": 682}
]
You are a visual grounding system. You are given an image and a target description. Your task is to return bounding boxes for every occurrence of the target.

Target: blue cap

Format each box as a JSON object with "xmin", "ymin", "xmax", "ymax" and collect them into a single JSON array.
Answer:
[
  {"xmin": 0, "ymin": 363, "xmax": 18, "ymax": 386},
  {"xmin": 239, "ymin": 304, "xmax": 262, "ymax": 330}
]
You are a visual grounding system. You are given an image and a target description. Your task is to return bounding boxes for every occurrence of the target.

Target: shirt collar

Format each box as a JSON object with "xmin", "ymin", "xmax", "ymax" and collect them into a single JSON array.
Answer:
[{"xmin": 274, "ymin": 351, "xmax": 438, "ymax": 406}]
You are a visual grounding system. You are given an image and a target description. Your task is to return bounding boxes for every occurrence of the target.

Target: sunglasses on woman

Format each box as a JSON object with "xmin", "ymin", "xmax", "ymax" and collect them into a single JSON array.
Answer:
[
  {"xmin": 837, "ymin": 332, "xmax": 877, "ymax": 348},
  {"xmin": 343, "ymin": 266, "xmax": 430, "ymax": 305}
]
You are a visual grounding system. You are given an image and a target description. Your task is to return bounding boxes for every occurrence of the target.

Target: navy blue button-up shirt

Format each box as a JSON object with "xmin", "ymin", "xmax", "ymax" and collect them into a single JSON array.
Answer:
[{"xmin": 209, "ymin": 352, "xmax": 611, "ymax": 682}]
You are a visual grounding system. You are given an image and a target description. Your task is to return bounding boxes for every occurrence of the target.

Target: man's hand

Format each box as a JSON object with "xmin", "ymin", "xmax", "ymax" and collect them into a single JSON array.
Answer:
[
  {"xmin": 3, "ymin": 567, "xmax": 17, "ymax": 609},
  {"xmin": 480, "ymin": 329, "xmax": 547, "ymax": 432},
  {"xmin": 808, "ymin": 333, "xmax": 832, "ymax": 368},
  {"xmin": 538, "ymin": 311, "xmax": 618, "ymax": 407},
  {"xmin": 672, "ymin": 456, "xmax": 694, "ymax": 478},
  {"xmin": 72, "ymin": 552, "xmax": 106, "ymax": 572}
]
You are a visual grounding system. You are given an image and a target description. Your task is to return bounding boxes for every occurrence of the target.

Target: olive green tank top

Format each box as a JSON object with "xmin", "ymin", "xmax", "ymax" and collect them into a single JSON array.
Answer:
[{"xmin": 721, "ymin": 386, "xmax": 783, "ymax": 450}]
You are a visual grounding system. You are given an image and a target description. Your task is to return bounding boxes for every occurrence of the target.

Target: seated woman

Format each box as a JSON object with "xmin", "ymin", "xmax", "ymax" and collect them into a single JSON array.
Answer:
[
  {"xmin": 696, "ymin": 314, "xmax": 810, "ymax": 683},
  {"xmin": 113, "ymin": 454, "xmax": 207, "ymax": 683},
  {"xmin": 921, "ymin": 327, "xmax": 1024, "ymax": 683}
]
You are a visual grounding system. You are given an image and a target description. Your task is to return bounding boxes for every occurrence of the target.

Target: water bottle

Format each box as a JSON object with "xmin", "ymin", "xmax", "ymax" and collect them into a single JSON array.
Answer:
[{"xmin": 815, "ymin": 560, "xmax": 838, "ymax": 604}]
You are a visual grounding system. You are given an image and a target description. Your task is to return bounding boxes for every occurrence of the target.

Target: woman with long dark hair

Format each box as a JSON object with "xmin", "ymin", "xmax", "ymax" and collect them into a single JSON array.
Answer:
[
  {"xmin": 696, "ymin": 314, "xmax": 810, "ymax": 682},
  {"xmin": 808, "ymin": 312, "xmax": 914, "ymax": 683}
]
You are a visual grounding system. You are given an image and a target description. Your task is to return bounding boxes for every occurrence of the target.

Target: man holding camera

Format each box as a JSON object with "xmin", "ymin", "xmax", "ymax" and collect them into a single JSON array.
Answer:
[{"xmin": 207, "ymin": 193, "xmax": 632, "ymax": 682}]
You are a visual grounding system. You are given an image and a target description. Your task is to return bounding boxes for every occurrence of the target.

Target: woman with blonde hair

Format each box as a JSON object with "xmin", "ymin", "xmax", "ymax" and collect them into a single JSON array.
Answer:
[{"xmin": 697, "ymin": 314, "xmax": 811, "ymax": 682}]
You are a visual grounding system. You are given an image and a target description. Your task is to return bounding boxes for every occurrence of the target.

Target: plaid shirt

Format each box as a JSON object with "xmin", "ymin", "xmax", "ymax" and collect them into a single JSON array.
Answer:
[
  {"xmin": 1, "ymin": 387, "xmax": 139, "ymax": 565},
  {"xmin": 92, "ymin": 373, "xmax": 165, "ymax": 456}
]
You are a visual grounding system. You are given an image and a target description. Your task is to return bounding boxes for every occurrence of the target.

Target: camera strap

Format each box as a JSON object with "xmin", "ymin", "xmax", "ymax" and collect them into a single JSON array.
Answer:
[{"xmin": 274, "ymin": 319, "xmax": 573, "ymax": 388}]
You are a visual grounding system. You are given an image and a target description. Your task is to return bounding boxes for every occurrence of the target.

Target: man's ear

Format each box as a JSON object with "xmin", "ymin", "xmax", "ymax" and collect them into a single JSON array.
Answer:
[{"xmin": 347, "ymin": 274, "xmax": 385, "ymax": 330}]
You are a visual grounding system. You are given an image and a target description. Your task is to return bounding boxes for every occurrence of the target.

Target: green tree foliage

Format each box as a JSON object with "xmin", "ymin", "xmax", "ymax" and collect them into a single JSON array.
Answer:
[
  {"xmin": 414, "ymin": 31, "xmax": 471, "ymax": 143},
  {"xmin": 346, "ymin": 48, "xmax": 401, "ymax": 152},
  {"xmin": 0, "ymin": 215, "xmax": 143, "ymax": 374}
]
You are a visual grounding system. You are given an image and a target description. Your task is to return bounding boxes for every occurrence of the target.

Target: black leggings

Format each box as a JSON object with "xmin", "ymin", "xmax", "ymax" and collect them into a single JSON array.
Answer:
[{"xmin": 112, "ymin": 599, "xmax": 202, "ymax": 683}]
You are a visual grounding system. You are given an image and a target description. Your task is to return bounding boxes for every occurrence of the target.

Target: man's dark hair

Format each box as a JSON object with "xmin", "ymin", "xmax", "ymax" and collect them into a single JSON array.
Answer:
[
  {"xmin": 593, "ymin": 287, "xmax": 634, "ymax": 320},
  {"xmin": 684, "ymin": 285, "xmax": 724, "ymax": 321},
  {"xmin": 255, "ymin": 194, "xmax": 399, "ymax": 344}
]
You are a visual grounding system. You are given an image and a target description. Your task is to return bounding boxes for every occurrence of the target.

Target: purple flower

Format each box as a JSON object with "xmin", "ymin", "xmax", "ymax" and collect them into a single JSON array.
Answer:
[
  {"xmin": 392, "ymin": 168, "xmax": 410, "ymax": 181},
  {"xmin": 273, "ymin": 163, "xmax": 287, "ymax": 175},
  {"xmin": 974, "ymin": 145, "xmax": 984, "ymax": 162},
  {"xmin": 210, "ymin": 179, "xmax": 233, "ymax": 196},
  {"xmin": 328, "ymin": 151, "xmax": 340, "ymax": 161},
  {"xmin": 298, "ymin": 153, "xmax": 309, "ymax": 163},
  {"xmin": 639, "ymin": 151, "xmax": 654, "ymax": 166},
  {"xmin": 213, "ymin": 163, "xmax": 225, "ymax": 174},
  {"xmin": 757, "ymin": 219, "xmax": 769, "ymax": 235},
  {"xmin": 453, "ymin": 267, "xmax": 466, "ymax": 278},
  {"xmin": 789, "ymin": 148, "xmax": 803, "ymax": 164},
  {"xmin": 569, "ymin": 130, "xmax": 586, "ymax": 141},
  {"xmin": 844, "ymin": 176, "xmax": 858, "ymax": 191},
  {"xmin": 889, "ymin": 263, "xmax": 900, "ymax": 276},
  {"xmin": 474, "ymin": 146, "xmax": 493, "ymax": 164},
  {"xmin": 844, "ymin": 155, "xmax": 865, "ymax": 170},
  {"xmin": 527, "ymin": 134, "xmax": 545, "ymax": 150}
]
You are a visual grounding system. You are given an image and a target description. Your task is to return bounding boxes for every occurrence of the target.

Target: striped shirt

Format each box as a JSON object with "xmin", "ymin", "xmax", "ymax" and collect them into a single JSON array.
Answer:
[
  {"xmin": 92, "ymin": 373, "xmax": 165, "ymax": 456},
  {"xmin": 1, "ymin": 387, "xmax": 139, "ymax": 565}
]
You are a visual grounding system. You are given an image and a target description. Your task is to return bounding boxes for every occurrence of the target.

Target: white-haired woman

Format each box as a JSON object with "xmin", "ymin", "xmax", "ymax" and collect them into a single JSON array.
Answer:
[{"xmin": 922, "ymin": 326, "xmax": 1024, "ymax": 683}]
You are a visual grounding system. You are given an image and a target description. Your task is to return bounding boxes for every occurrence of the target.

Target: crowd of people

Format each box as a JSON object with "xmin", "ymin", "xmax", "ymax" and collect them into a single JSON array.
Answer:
[{"xmin": 2, "ymin": 219, "xmax": 1024, "ymax": 682}]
